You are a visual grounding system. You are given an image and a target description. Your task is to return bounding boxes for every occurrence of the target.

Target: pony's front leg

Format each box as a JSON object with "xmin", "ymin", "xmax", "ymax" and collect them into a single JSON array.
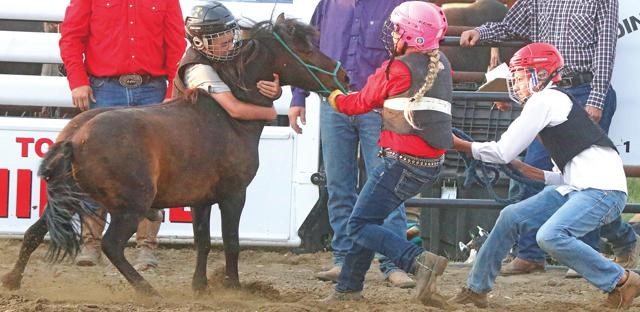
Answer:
[
  {"xmin": 102, "ymin": 211, "xmax": 158, "ymax": 296},
  {"xmin": 219, "ymin": 191, "xmax": 246, "ymax": 288},
  {"xmin": 191, "ymin": 204, "xmax": 212, "ymax": 293},
  {"xmin": 1, "ymin": 218, "xmax": 48, "ymax": 290}
]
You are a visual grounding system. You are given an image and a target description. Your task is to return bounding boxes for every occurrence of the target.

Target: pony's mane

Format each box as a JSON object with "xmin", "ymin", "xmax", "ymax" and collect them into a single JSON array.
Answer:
[
  {"xmin": 183, "ymin": 88, "xmax": 203, "ymax": 104},
  {"xmin": 211, "ymin": 17, "xmax": 319, "ymax": 93},
  {"xmin": 247, "ymin": 18, "xmax": 318, "ymax": 52}
]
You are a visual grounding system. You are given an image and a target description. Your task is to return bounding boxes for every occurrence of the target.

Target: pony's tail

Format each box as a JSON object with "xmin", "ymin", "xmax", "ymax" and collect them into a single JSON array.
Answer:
[{"xmin": 38, "ymin": 141, "xmax": 99, "ymax": 262}]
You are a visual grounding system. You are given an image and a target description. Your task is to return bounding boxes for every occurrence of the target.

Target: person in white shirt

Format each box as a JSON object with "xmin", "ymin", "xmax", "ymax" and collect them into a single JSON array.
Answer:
[{"xmin": 448, "ymin": 43, "xmax": 639, "ymax": 309}]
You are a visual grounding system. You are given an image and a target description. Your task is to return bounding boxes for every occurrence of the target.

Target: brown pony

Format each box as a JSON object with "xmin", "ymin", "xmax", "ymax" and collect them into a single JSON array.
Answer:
[{"xmin": 1, "ymin": 14, "xmax": 348, "ymax": 296}]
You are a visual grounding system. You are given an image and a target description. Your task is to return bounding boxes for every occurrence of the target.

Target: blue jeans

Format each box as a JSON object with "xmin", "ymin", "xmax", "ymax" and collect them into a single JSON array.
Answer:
[
  {"xmin": 469, "ymin": 186, "xmax": 627, "ymax": 293},
  {"xmin": 517, "ymin": 84, "xmax": 636, "ymax": 262},
  {"xmin": 320, "ymin": 100, "xmax": 407, "ymax": 277},
  {"xmin": 89, "ymin": 76, "xmax": 167, "ymax": 108},
  {"xmin": 336, "ymin": 156, "xmax": 441, "ymax": 292}
]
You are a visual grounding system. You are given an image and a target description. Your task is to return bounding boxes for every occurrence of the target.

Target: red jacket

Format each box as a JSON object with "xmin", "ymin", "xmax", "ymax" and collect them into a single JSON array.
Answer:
[
  {"xmin": 335, "ymin": 59, "xmax": 446, "ymax": 158},
  {"xmin": 59, "ymin": 0, "xmax": 186, "ymax": 99}
]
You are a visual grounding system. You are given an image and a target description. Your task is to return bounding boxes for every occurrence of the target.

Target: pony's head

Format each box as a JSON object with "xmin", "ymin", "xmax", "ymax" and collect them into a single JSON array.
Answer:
[{"xmin": 247, "ymin": 14, "xmax": 350, "ymax": 97}]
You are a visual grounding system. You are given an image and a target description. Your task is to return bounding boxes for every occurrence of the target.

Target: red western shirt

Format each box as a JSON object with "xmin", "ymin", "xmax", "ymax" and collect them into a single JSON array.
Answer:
[
  {"xmin": 335, "ymin": 59, "xmax": 446, "ymax": 158},
  {"xmin": 59, "ymin": 0, "xmax": 186, "ymax": 98}
]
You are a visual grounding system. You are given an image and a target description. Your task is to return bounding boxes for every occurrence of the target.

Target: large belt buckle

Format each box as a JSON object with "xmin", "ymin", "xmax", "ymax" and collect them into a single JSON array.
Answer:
[
  {"xmin": 118, "ymin": 74, "xmax": 143, "ymax": 88},
  {"xmin": 559, "ymin": 76, "xmax": 572, "ymax": 88}
]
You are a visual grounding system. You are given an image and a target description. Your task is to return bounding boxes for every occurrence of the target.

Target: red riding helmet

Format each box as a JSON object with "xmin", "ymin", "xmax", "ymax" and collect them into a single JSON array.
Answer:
[{"xmin": 508, "ymin": 43, "xmax": 564, "ymax": 103}]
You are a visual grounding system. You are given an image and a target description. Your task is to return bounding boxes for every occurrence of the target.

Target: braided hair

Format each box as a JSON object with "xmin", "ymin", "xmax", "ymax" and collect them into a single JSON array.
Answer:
[{"xmin": 404, "ymin": 50, "xmax": 442, "ymax": 129}]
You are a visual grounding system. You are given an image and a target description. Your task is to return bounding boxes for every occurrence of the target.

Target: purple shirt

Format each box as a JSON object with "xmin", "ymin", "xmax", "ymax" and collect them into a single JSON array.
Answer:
[{"xmin": 290, "ymin": 0, "xmax": 407, "ymax": 107}]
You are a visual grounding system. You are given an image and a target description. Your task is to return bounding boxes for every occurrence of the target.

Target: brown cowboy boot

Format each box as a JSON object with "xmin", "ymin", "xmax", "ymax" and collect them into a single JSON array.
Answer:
[
  {"xmin": 75, "ymin": 243, "xmax": 102, "ymax": 266},
  {"xmin": 413, "ymin": 251, "xmax": 448, "ymax": 306},
  {"xmin": 449, "ymin": 287, "xmax": 489, "ymax": 308},
  {"xmin": 565, "ymin": 268, "xmax": 582, "ymax": 279},
  {"xmin": 76, "ymin": 209, "xmax": 106, "ymax": 267},
  {"xmin": 320, "ymin": 290, "xmax": 364, "ymax": 303},
  {"xmin": 134, "ymin": 246, "xmax": 159, "ymax": 271},
  {"xmin": 500, "ymin": 257, "xmax": 545, "ymax": 276},
  {"xmin": 614, "ymin": 234, "xmax": 640, "ymax": 269},
  {"xmin": 315, "ymin": 266, "xmax": 341, "ymax": 282},
  {"xmin": 386, "ymin": 270, "xmax": 416, "ymax": 289},
  {"xmin": 134, "ymin": 219, "xmax": 161, "ymax": 271},
  {"xmin": 605, "ymin": 270, "xmax": 640, "ymax": 309}
]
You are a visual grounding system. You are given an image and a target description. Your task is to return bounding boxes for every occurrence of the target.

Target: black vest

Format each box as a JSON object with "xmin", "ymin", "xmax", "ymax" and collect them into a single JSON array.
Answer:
[
  {"xmin": 538, "ymin": 87, "xmax": 617, "ymax": 172},
  {"xmin": 381, "ymin": 52, "xmax": 453, "ymax": 149},
  {"xmin": 172, "ymin": 48, "xmax": 213, "ymax": 99}
]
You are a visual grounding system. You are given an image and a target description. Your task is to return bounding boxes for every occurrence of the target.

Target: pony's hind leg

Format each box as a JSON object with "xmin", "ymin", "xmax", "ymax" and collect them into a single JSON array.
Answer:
[
  {"xmin": 219, "ymin": 191, "xmax": 246, "ymax": 288},
  {"xmin": 191, "ymin": 204, "xmax": 212, "ymax": 293},
  {"xmin": 1, "ymin": 218, "xmax": 48, "ymax": 290},
  {"xmin": 101, "ymin": 211, "xmax": 158, "ymax": 296}
]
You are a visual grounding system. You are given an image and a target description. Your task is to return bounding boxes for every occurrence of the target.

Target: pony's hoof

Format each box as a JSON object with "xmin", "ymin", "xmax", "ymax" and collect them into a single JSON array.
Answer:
[
  {"xmin": 192, "ymin": 280, "xmax": 209, "ymax": 295},
  {"xmin": 223, "ymin": 278, "xmax": 241, "ymax": 289},
  {"xmin": 135, "ymin": 281, "xmax": 160, "ymax": 298},
  {"xmin": 193, "ymin": 287, "xmax": 209, "ymax": 297},
  {"xmin": 138, "ymin": 288, "xmax": 161, "ymax": 298},
  {"xmin": 1, "ymin": 272, "xmax": 22, "ymax": 290}
]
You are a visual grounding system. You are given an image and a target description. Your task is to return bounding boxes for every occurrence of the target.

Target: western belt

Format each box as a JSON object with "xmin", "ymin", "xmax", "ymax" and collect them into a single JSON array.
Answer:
[
  {"xmin": 378, "ymin": 148, "xmax": 443, "ymax": 168},
  {"xmin": 557, "ymin": 72, "xmax": 593, "ymax": 88},
  {"xmin": 105, "ymin": 74, "xmax": 154, "ymax": 88}
]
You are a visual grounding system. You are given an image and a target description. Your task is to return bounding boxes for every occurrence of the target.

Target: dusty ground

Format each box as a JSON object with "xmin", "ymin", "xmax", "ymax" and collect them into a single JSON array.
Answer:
[{"xmin": 0, "ymin": 239, "xmax": 637, "ymax": 311}]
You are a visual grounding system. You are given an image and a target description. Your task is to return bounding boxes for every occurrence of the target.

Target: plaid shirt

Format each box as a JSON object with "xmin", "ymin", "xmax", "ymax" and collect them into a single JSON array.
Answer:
[{"xmin": 476, "ymin": 0, "xmax": 618, "ymax": 110}]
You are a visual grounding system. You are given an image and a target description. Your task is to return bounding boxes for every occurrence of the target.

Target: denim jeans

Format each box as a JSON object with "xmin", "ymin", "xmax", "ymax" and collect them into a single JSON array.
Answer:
[
  {"xmin": 89, "ymin": 76, "xmax": 167, "ymax": 108},
  {"xmin": 517, "ymin": 84, "xmax": 636, "ymax": 262},
  {"xmin": 320, "ymin": 100, "xmax": 407, "ymax": 277},
  {"xmin": 469, "ymin": 186, "xmax": 627, "ymax": 293},
  {"xmin": 336, "ymin": 156, "xmax": 441, "ymax": 292}
]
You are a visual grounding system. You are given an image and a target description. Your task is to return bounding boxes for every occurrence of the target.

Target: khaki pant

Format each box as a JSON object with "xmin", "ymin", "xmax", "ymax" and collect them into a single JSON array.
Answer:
[{"xmin": 81, "ymin": 206, "xmax": 162, "ymax": 249}]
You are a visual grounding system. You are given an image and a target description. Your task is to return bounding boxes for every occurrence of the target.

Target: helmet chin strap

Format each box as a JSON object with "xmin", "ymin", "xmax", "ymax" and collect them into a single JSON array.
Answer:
[
  {"xmin": 397, "ymin": 41, "xmax": 408, "ymax": 56},
  {"xmin": 531, "ymin": 67, "xmax": 562, "ymax": 93}
]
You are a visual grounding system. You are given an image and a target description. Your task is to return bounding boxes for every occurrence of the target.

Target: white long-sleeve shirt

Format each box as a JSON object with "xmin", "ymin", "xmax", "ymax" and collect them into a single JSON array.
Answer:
[{"xmin": 471, "ymin": 86, "xmax": 627, "ymax": 195}]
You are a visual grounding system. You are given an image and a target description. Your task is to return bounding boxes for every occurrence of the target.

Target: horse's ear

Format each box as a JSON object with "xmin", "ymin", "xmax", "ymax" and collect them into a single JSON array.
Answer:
[{"xmin": 276, "ymin": 13, "xmax": 285, "ymax": 25}]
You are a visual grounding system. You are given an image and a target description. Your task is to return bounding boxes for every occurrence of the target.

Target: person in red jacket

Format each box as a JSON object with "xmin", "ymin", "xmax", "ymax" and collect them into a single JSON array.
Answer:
[
  {"xmin": 322, "ymin": 1, "xmax": 453, "ymax": 307},
  {"xmin": 59, "ymin": 0, "xmax": 186, "ymax": 269}
]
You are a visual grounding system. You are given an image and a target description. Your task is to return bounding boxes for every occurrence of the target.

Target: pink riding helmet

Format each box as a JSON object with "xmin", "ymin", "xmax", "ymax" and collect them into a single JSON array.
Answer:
[{"xmin": 389, "ymin": 1, "xmax": 448, "ymax": 51}]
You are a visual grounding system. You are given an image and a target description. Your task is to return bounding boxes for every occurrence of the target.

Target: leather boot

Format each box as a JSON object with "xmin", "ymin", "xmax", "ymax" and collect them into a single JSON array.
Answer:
[
  {"xmin": 413, "ymin": 251, "xmax": 448, "ymax": 306},
  {"xmin": 315, "ymin": 266, "xmax": 341, "ymax": 282},
  {"xmin": 386, "ymin": 270, "xmax": 416, "ymax": 288},
  {"xmin": 449, "ymin": 287, "xmax": 489, "ymax": 308},
  {"xmin": 499, "ymin": 257, "xmax": 545, "ymax": 276},
  {"xmin": 614, "ymin": 234, "xmax": 640, "ymax": 269},
  {"xmin": 320, "ymin": 290, "xmax": 363, "ymax": 303},
  {"xmin": 605, "ymin": 270, "xmax": 640, "ymax": 309},
  {"xmin": 75, "ymin": 243, "xmax": 102, "ymax": 266}
]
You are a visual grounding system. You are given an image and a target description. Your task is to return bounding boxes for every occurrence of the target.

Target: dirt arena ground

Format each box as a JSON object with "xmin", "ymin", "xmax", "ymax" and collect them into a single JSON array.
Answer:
[{"xmin": 0, "ymin": 239, "xmax": 636, "ymax": 311}]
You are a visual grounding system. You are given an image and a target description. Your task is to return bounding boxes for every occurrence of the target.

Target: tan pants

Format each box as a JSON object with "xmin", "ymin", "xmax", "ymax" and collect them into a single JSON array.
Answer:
[{"xmin": 81, "ymin": 206, "xmax": 162, "ymax": 249}]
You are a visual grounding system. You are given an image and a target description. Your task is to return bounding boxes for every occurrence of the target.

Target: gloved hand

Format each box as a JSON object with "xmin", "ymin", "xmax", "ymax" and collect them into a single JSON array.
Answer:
[{"xmin": 327, "ymin": 89, "xmax": 345, "ymax": 111}]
